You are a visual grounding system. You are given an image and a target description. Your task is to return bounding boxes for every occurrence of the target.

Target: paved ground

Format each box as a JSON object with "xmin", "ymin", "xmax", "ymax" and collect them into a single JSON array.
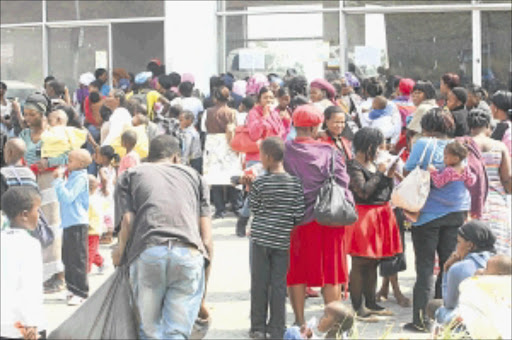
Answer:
[{"xmin": 45, "ymin": 216, "xmax": 432, "ymax": 339}]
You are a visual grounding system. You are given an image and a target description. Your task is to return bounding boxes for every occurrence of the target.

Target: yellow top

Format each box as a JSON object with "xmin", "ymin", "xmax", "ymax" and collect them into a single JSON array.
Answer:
[{"xmin": 41, "ymin": 126, "xmax": 88, "ymax": 158}]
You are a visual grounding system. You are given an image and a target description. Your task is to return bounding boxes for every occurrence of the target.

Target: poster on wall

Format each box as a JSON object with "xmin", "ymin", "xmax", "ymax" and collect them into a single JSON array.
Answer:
[
  {"xmin": 239, "ymin": 49, "xmax": 265, "ymax": 70},
  {"xmin": 95, "ymin": 51, "xmax": 108, "ymax": 69}
]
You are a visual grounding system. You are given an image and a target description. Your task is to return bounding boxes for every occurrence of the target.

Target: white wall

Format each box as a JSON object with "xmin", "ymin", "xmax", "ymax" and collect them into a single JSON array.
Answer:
[{"xmin": 164, "ymin": 1, "xmax": 217, "ymax": 95}]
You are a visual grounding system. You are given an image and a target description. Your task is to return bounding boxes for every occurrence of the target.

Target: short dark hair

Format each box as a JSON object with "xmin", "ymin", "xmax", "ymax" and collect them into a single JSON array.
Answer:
[
  {"xmin": 179, "ymin": 81, "xmax": 194, "ymax": 97},
  {"xmin": 95, "ymin": 68, "xmax": 107, "ymax": 79},
  {"xmin": 260, "ymin": 136, "xmax": 285, "ymax": 162},
  {"xmin": 181, "ymin": 110, "xmax": 195, "ymax": 121},
  {"xmin": 277, "ymin": 87, "xmax": 290, "ymax": 98},
  {"xmin": 323, "ymin": 105, "xmax": 344, "ymax": 130},
  {"xmin": 363, "ymin": 77, "xmax": 384, "ymax": 97},
  {"xmin": 158, "ymin": 74, "xmax": 172, "ymax": 90},
  {"xmin": 353, "ymin": 127, "xmax": 384, "ymax": 161},
  {"xmin": 0, "ymin": 81, "xmax": 6, "ymax": 90},
  {"xmin": 467, "ymin": 83, "xmax": 488, "ymax": 101},
  {"xmin": 168, "ymin": 72, "xmax": 181, "ymax": 88},
  {"xmin": 148, "ymin": 135, "xmax": 181, "ymax": 162},
  {"xmin": 444, "ymin": 140, "xmax": 468, "ymax": 161},
  {"xmin": 287, "ymin": 75, "xmax": 308, "ymax": 97},
  {"xmin": 121, "ymin": 130, "xmax": 137, "ymax": 148},
  {"xmin": 241, "ymin": 96, "xmax": 255, "ymax": 111},
  {"xmin": 491, "ymin": 90, "xmax": 512, "ymax": 115},
  {"xmin": 441, "ymin": 72, "xmax": 460, "ymax": 90},
  {"xmin": 89, "ymin": 91, "xmax": 101, "ymax": 104},
  {"xmin": 1, "ymin": 186, "xmax": 41, "ymax": 220},
  {"xmin": 413, "ymin": 81, "xmax": 436, "ymax": 100},
  {"xmin": 257, "ymin": 86, "xmax": 272, "ymax": 101},
  {"xmin": 467, "ymin": 108, "xmax": 491, "ymax": 129},
  {"xmin": 99, "ymin": 145, "xmax": 120, "ymax": 163},
  {"xmin": 421, "ymin": 107, "xmax": 455, "ymax": 136},
  {"xmin": 89, "ymin": 80, "xmax": 102, "ymax": 90},
  {"xmin": 47, "ymin": 80, "xmax": 66, "ymax": 96},
  {"xmin": 44, "ymin": 76, "xmax": 55, "ymax": 85},
  {"xmin": 169, "ymin": 104, "xmax": 182, "ymax": 118}
]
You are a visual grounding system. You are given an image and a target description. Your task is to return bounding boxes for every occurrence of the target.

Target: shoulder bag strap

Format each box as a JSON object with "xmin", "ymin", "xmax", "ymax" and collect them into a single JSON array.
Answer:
[
  {"xmin": 427, "ymin": 139, "xmax": 438, "ymax": 166},
  {"xmin": 330, "ymin": 148, "xmax": 336, "ymax": 179},
  {"xmin": 418, "ymin": 137, "xmax": 433, "ymax": 167}
]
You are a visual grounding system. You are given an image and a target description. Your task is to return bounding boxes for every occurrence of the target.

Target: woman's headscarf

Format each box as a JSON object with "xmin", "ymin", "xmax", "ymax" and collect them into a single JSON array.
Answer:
[
  {"xmin": 458, "ymin": 220, "xmax": 496, "ymax": 253},
  {"xmin": 310, "ymin": 78, "xmax": 336, "ymax": 104},
  {"xmin": 246, "ymin": 73, "xmax": 269, "ymax": 96},
  {"xmin": 292, "ymin": 104, "xmax": 323, "ymax": 127},
  {"xmin": 344, "ymin": 72, "xmax": 360, "ymax": 89},
  {"xmin": 24, "ymin": 93, "xmax": 49, "ymax": 116},
  {"xmin": 79, "ymin": 72, "xmax": 95, "ymax": 86},
  {"xmin": 399, "ymin": 78, "xmax": 415, "ymax": 96}
]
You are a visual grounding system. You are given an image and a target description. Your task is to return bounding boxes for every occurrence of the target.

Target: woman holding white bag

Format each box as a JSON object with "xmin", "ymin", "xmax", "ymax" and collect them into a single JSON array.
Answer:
[{"xmin": 402, "ymin": 108, "xmax": 472, "ymax": 333}]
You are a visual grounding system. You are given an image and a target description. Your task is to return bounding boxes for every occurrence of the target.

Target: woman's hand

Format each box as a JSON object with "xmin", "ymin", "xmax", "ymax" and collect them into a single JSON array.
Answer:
[
  {"xmin": 37, "ymin": 158, "xmax": 49, "ymax": 171},
  {"xmin": 262, "ymin": 104, "xmax": 271, "ymax": 117},
  {"xmin": 444, "ymin": 252, "xmax": 461, "ymax": 272}
]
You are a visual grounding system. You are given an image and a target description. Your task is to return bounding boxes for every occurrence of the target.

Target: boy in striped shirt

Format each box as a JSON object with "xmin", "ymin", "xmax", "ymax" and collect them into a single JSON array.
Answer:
[{"xmin": 249, "ymin": 137, "xmax": 305, "ymax": 339}]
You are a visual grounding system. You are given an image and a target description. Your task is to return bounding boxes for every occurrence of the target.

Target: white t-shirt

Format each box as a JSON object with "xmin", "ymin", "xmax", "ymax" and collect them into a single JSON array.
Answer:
[
  {"xmin": 171, "ymin": 97, "xmax": 204, "ymax": 121},
  {"xmin": 1, "ymin": 228, "xmax": 45, "ymax": 337}
]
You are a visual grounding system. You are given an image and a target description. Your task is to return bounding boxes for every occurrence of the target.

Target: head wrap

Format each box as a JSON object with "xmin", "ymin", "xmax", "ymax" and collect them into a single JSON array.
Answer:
[
  {"xmin": 181, "ymin": 73, "xmax": 195, "ymax": 84},
  {"xmin": 150, "ymin": 58, "xmax": 162, "ymax": 67},
  {"xmin": 344, "ymin": 72, "xmax": 360, "ymax": 88},
  {"xmin": 458, "ymin": 220, "xmax": 496, "ymax": 253},
  {"xmin": 25, "ymin": 93, "xmax": 49, "ymax": 116},
  {"xmin": 246, "ymin": 73, "xmax": 269, "ymax": 96},
  {"xmin": 399, "ymin": 78, "xmax": 415, "ymax": 96},
  {"xmin": 117, "ymin": 78, "xmax": 130, "ymax": 91},
  {"xmin": 269, "ymin": 75, "xmax": 284, "ymax": 86},
  {"xmin": 233, "ymin": 80, "xmax": 247, "ymax": 97},
  {"xmin": 135, "ymin": 71, "xmax": 153, "ymax": 85},
  {"xmin": 292, "ymin": 104, "xmax": 324, "ymax": 127},
  {"xmin": 451, "ymin": 87, "xmax": 468, "ymax": 105},
  {"xmin": 310, "ymin": 78, "xmax": 336, "ymax": 101},
  {"xmin": 79, "ymin": 72, "xmax": 96, "ymax": 86}
]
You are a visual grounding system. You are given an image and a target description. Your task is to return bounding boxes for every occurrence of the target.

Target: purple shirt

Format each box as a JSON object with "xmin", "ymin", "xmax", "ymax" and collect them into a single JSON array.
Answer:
[{"xmin": 283, "ymin": 138, "xmax": 354, "ymax": 225}]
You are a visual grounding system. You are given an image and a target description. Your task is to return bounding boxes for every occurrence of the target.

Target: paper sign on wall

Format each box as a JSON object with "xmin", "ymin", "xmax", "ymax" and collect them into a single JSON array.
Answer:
[
  {"xmin": 354, "ymin": 46, "xmax": 381, "ymax": 67},
  {"xmin": 95, "ymin": 51, "xmax": 108, "ymax": 69},
  {"xmin": 239, "ymin": 49, "xmax": 265, "ymax": 70},
  {"xmin": 1, "ymin": 44, "xmax": 14, "ymax": 64}
]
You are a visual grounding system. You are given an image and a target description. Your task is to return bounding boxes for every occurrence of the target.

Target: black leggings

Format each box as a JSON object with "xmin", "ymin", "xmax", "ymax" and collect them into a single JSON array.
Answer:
[{"xmin": 349, "ymin": 256, "xmax": 380, "ymax": 312}]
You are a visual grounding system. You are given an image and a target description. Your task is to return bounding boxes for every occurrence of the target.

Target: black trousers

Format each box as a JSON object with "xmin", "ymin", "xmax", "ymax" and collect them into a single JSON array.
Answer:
[
  {"xmin": 250, "ymin": 242, "xmax": 289, "ymax": 339},
  {"xmin": 411, "ymin": 211, "xmax": 466, "ymax": 325},
  {"xmin": 62, "ymin": 225, "xmax": 89, "ymax": 298},
  {"xmin": 211, "ymin": 185, "xmax": 243, "ymax": 215}
]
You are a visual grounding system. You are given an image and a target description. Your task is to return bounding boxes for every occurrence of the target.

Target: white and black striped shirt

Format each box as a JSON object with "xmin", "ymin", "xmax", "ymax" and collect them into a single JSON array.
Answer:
[{"xmin": 249, "ymin": 173, "xmax": 305, "ymax": 250}]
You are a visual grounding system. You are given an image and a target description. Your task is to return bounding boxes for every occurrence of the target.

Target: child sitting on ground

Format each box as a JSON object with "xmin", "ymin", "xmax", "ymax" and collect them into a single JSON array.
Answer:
[
  {"xmin": 179, "ymin": 110, "xmax": 203, "ymax": 174},
  {"xmin": 117, "ymin": 130, "xmax": 140, "ymax": 176},
  {"xmin": 41, "ymin": 110, "xmax": 87, "ymax": 158},
  {"xmin": 52, "ymin": 149, "xmax": 92, "ymax": 306},
  {"xmin": 94, "ymin": 146, "xmax": 119, "ymax": 245},
  {"xmin": 284, "ymin": 301, "xmax": 355, "ymax": 339},
  {"xmin": 87, "ymin": 175, "xmax": 105, "ymax": 274},
  {"xmin": 249, "ymin": 137, "xmax": 305, "ymax": 340},
  {"xmin": 1, "ymin": 187, "xmax": 46, "ymax": 340}
]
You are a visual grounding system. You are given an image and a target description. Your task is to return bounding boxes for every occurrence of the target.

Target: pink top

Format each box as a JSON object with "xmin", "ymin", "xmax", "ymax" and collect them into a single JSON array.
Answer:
[
  {"xmin": 246, "ymin": 105, "xmax": 286, "ymax": 162},
  {"xmin": 430, "ymin": 166, "xmax": 476, "ymax": 189},
  {"xmin": 118, "ymin": 150, "xmax": 140, "ymax": 176}
]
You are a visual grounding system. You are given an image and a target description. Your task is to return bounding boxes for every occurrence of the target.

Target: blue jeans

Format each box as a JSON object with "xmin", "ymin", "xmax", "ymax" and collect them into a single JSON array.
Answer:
[{"xmin": 130, "ymin": 244, "xmax": 205, "ymax": 339}]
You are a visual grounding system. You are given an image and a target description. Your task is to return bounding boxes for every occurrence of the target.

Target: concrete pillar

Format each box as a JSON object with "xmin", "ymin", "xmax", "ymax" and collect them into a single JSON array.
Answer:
[{"xmin": 164, "ymin": 0, "xmax": 218, "ymax": 94}]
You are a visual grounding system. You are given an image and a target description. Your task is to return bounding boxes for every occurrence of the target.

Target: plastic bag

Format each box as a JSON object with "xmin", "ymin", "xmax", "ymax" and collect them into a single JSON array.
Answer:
[{"xmin": 48, "ymin": 265, "xmax": 139, "ymax": 339}]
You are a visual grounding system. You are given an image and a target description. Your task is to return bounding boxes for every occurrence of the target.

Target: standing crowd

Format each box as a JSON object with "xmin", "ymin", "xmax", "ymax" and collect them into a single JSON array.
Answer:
[{"xmin": 1, "ymin": 60, "xmax": 511, "ymax": 339}]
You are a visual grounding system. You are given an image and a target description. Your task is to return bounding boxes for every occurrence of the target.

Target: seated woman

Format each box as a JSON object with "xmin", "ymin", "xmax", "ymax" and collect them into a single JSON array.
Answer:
[{"xmin": 427, "ymin": 220, "xmax": 496, "ymax": 326}]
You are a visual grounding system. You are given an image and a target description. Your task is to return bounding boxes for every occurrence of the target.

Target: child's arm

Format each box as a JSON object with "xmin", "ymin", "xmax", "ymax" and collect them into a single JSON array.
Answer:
[
  {"xmin": 462, "ymin": 167, "xmax": 477, "ymax": 188},
  {"xmin": 52, "ymin": 173, "xmax": 88, "ymax": 204},
  {"xmin": 429, "ymin": 166, "xmax": 453, "ymax": 189},
  {"xmin": 248, "ymin": 180, "xmax": 262, "ymax": 215},
  {"xmin": 99, "ymin": 167, "xmax": 110, "ymax": 196}
]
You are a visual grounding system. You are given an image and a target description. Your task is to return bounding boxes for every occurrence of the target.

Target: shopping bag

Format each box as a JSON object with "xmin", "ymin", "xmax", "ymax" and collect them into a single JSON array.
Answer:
[
  {"xmin": 230, "ymin": 126, "xmax": 261, "ymax": 153},
  {"xmin": 391, "ymin": 138, "xmax": 436, "ymax": 212},
  {"xmin": 48, "ymin": 265, "xmax": 139, "ymax": 339}
]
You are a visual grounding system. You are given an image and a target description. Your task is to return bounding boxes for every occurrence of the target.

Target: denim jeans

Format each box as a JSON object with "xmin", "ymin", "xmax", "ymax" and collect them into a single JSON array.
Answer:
[{"xmin": 130, "ymin": 244, "xmax": 205, "ymax": 339}]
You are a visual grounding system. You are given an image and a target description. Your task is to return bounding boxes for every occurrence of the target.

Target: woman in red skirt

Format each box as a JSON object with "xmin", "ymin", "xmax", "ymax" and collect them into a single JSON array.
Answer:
[
  {"xmin": 284, "ymin": 104, "xmax": 354, "ymax": 326},
  {"xmin": 346, "ymin": 127, "xmax": 403, "ymax": 320}
]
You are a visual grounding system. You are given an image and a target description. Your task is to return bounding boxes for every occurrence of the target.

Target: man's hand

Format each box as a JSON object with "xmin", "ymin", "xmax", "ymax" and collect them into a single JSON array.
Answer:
[{"xmin": 52, "ymin": 166, "xmax": 65, "ymax": 179}]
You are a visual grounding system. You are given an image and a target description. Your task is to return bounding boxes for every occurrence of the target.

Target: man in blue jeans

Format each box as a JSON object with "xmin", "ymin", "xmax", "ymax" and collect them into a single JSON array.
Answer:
[{"xmin": 113, "ymin": 135, "xmax": 213, "ymax": 339}]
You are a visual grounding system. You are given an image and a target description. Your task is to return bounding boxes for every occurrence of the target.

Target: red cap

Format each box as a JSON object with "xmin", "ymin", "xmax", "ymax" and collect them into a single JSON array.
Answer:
[
  {"xmin": 150, "ymin": 58, "xmax": 162, "ymax": 67},
  {"xmin": 399, "ymin": 78, "xmax": 415, "ymax": 96},
  {"xmin": 292, "ymin": 104, "xmax": 324, "ymax": 127}
]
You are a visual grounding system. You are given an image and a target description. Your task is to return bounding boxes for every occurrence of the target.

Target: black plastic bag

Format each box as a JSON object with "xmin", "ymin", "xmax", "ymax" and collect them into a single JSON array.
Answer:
[
  {"xmin": 48, "ymin": 265, "xmax": 140, "ymax": 339},
  {"xmin": 30, "ymin": 209, "xmax": 54, "ymax": 248}
]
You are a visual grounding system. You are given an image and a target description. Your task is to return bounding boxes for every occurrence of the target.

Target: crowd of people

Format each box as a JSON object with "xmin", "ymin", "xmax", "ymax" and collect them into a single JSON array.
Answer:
[{"xmin": 1, "ymin": 59, "xmax": 511, "ymax": 340}]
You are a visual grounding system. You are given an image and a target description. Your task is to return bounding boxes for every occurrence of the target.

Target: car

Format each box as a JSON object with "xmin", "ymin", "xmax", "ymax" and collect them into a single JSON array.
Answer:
[{"xmin": 3, "ymin": 80, "xmax": 38, "ymax": 106}]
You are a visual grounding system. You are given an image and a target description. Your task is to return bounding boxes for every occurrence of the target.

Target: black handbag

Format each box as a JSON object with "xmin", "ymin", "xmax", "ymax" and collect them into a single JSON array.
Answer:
[
  {"xmin": 30, "ymin": 208, "xmax": 55, "ymax": 248},
  {"xmin": 313, "ymin": 149, "xmax": 358, "ymax": 227}
]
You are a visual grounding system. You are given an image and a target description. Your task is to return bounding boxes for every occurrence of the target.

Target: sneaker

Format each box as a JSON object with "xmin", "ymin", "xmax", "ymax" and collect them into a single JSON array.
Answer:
[
  {"xmin": 403, "ymin": 322, "xmax": 432, "ymax": 333},
  {"xmin": 67, "ymin": 295, "xmax": 85, "ymax": 306},
  {"xmin": 44, "ymin": 277, "xmax": 65, "ymax": 294}
]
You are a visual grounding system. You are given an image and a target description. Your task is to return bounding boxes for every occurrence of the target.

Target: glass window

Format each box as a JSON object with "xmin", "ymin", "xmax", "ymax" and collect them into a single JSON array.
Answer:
[
  {"xmin": 47, "ymin": 0, "xmax": 164, "ymax": 21},
  {"xmin": 346, "ymin": 12, "xmax": 473, "ymax": 87},
  {"xmin": 344, "ymin": 1, "xmax": 470, "ymax": 6},
  {"xmin": 481, "ymin": 11, "xmax": 512, "ymax": 92},
  {"xmin": 112, "ymin": 22, "xmax": 164, "ymax": 74},
  {"xmin": 225, "ymin": 4, "xmax": 340, "ymax": 81},
  {"xmin": 48, "ymin": 26, "xmax": 109, "ymax": 94},
  {"xmin": 225, "ymin": 1, "xmax": 337, "ymax": 11},
  {"xmin": 0, "ymin": 0, "xmax": 42, "ymax": 24},
  {"xmin": 0, "ymin": 27, "xmax": 43, "ymax": 88}
]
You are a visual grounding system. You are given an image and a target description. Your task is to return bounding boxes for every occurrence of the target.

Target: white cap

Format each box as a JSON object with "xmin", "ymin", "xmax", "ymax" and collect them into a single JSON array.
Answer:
[{"xmin": 79, "ymin": 72, "xmax": 96, "ymax": 86}]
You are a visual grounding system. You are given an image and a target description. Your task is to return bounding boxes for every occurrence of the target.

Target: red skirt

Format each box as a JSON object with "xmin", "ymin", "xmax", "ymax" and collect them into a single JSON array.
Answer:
[
  {"xmin": 345, "ymin": 203, "xmax": 402, "ymax": 258},
  {"xmin": 287, "ymin": 220, "xmax": 349, "ymax": 287}
]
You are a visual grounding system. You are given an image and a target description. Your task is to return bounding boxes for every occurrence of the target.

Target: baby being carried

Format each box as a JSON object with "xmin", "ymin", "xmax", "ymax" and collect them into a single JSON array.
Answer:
[{"xmin": 41, "ymin": 110, "xmax": 88, "ymax": 158}]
